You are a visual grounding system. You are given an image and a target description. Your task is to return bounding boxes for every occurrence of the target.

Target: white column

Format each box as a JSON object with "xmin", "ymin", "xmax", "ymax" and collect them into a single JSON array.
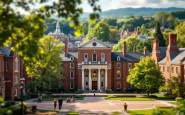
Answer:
[
  {"xmin": 98, "ymin": 68, "xmax": 101, "ymax": 90},
  {"xmin": 82, "ymin": 69, "xmax": 84, "ymax": 90},
  {"xmin": 89, "ymin": 68, "xmax": 91, "ymax": 90},
  {"xmin": 105, "ymin": 69, "xmax": 108, "ymax": 90}
]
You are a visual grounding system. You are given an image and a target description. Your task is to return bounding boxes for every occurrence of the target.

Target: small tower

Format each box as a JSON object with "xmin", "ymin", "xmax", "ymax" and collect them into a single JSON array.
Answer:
[{"xmin": 56, "ymin": 21, "xmax": 61, "ymax": 34}]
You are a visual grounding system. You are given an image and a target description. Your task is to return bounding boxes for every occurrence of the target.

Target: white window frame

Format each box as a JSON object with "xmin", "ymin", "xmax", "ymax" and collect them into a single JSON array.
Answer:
[
  {"xmin": 128, "ymin": 63, "xmax": 132, "ymax": 68},
  {"xmin": 117, "ymin": 63, "xmax": 120, "ymax": 68},
  {"xmin": 92, "ymin": 53, "xmax": 97, "ymax": 62},
  {"xmin": 117, "ymin": 56, "xmax": 120, "ymax": 61},
  {"xmin": 15, "ymin": 89, "xmax": 17, "ymax": 96},
  {"xmin": 117, "ymin": 70, "xmax": 121, "ymax": 79},
  {"xmin": 70, "ymin": 63, "xmax": 74, "ymax": 68},
  {"xmin": 172, "ymin": 67, "xmax": 174, "ymax": 73},
  {"xmin": 101, "ymin": 53, "xmax": 105, "ymax": 62},
  {"xmin": 70, "ymin": 82, "xmax": 74, "ymax": 89},
  {"xmin": 84, "ymin": 53, "xmax": 88, "ymax": 62},
  {"xmin": 117, "ymin": 82, "xmax": 121, "ymax": 89},
  {"xmin": 70, "ymin": 70, "xmax": 74, "ymax": 79},
  {"xmin": 15, "ymin": 76, "xmax": 18, "ymax": 84},
  {"xmin": 176, "ymin": 67, "xmax": 178, "ymax": 74},
  {"xmin": 70, "ymin": 56, "xmax": 74, "ymax": 61},
  {"xmin": 15, "ymin": 57, "xmax": 18, "ymax": 72}
]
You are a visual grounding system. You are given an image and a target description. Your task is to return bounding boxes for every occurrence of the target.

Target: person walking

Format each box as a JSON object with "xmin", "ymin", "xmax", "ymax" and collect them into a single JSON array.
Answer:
[
  {"xmin": 58, "ymin": 97, "xmax": 63, "ymax": 110},
  {"xmin": 124, "ymin": 103, "xmax": 128, "ymax": 111},
  {"xmin": 53, "ymin": 98, "xmax": 57, "ymax": 109}
]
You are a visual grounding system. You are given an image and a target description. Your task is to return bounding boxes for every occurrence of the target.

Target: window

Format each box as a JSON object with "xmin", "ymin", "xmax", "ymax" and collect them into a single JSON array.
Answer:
[
  {"xmin": 117, "ymin": 70, "xmax": 121, "ymax": 79},
  {"xmin": 92, "ymin": 42, "xmax": 97, "ymax": 46},
  {"xmin": 101, "ymin": 53, "xmax": 105, "ymax": 62},
  {"xmin": 70, "ymin": 56, "xmax": 74, "ymax": 61},
  {"xmin": 15, "ymin": 89, "xmax": 17, "ymax": 96},
  {"xmin": 70, "ymin": 63, "xmax": 74, "ymax": 68},
  {"xmin": 84, "ymin": 53, "xmax": 88, "ymax": 62},
  {"xmin": 128, "ymin": 63, "xmax": 132, "ymax": 68},
  {"xmin": 167, "ymin": 67, "xmax": 169, "ymax": 73},
  {"xmin": 86, "ymin": 82, "xmax": 88, "ymax": 86},
  {"xmin": 70, "ymin": 82, "xmax": 74, "ymax": 89},
  {"xmin": 92, "ymin": 53, "xmax": 97, "ymax": 62},
  {"xmin": 117, "ymin": 82, "xmax": 121, "ymax": 89},
  {"xmin": 172, "ymin": 67, "xmax": 174, "ymax": 73},
  {"xmin": 117, "ymin": 56, "xmax": 120, "ymax": 61},
  {"xmin": 6, "ymin": 61, "xmax": 8, "ymax": 71},
  {"xmin": 85, "ymin": 71, "xmax": 88, "ymax": 77},
  {"xmin": 15, "ymin": 76, "xmax": 18, "ymax": 84},
  {"xmin": 101, "ymin": 70, "xmax": 104, "ymax": 77},
  {"xmin": 70, "ymin": 70, "xmax": 74, "ymax": 79},
  {"xmin": 101, "ymin": 82, "xmax": 104, "ymax": 88},
  {"xmin": 163, "ymin": 66, "xmax": 165, "ymax": 72},
  {"xmin": 93, "ymin": 71, "xmax": 96, "ymax": 77},
  {"xmin": 15, "ymin": 57, "xmax": 18, "ymax": 72},
  {"xmin": 176, "ymin": 67, "xmax": 178, "ymax": 74},
  {"xmin": 117, "ymin": 63, "xmax": 120, "ymax": 68},
  {"xmin": 2, "ymin": 61, "xmax": 4, "ymax": 71}
]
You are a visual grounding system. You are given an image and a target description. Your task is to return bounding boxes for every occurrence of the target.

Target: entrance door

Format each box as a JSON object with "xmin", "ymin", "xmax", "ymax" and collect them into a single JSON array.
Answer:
[{"xmin": 92, "ymin": 81, "xmax": 97, "ymax": 90}]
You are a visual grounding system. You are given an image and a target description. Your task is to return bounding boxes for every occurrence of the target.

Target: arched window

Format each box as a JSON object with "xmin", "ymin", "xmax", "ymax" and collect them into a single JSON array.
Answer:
[
  {"xmin": 70, "ymin": 56, "xmax": 74, "ymax": 61},
  {"xmin": 70, "ymin": 70, "xmax": 74, "ymax": 79},
  {"xmin": 15, "ymin": 57, "xmax": 18, "ymax": 72},
  {"xmin": 92, "ymin": 53, "xmax": 97, "ymax": 62},
  {"xmin": 117, "ymin": 56, "xmax": 120, "ymax": 61},
  {"xmin": 117, "ymin": 70, "xmax": 120, "ymax": 79},
  {"xmin": 117, "ymin": 82, "xmax": 121, "ymax": 89}
]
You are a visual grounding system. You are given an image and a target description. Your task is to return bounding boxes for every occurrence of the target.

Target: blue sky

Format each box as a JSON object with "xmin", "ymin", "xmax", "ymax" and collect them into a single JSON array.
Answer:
[{"xmin": 81, "ymin": 0, "xmax": 185, "ymax": 12}]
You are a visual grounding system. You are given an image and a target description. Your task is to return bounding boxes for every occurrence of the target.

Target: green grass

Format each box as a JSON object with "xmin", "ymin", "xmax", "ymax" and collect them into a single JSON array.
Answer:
[
  {"xmin": 112, "ymin": 112, "xmax": 120, "ymax": 115},
  {"xmin": 67, "ymin": 112, "xmax": 78, "ymax": 115},
  {"xmin": 38, "ymin": 110, "xmax": 59, "ymax": 113},
  {"xmin": 168, "ymin": 102, "xmax": 178, "ymax": 105},
  {"xmin": 128, "ymin": 108, "xmax": 173, "ymax": 115},
  {"xmin": 105, "ymin": 97, "xmax": 153, "ymax": 101},
  {"xmin": 152, "ymin": 94, "xmax": 175, "ymax": 100}
]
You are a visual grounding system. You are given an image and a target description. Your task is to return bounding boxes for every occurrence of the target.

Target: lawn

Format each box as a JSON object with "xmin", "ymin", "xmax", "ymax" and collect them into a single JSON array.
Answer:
[
  {"xmin": 168, "ymin": 102, "xmax": 178, "ymax": 105},
  {"xmin": 105, "ymin": 97, "xmax": 153, "ymax": 101},
  {"xmin": 67, "ymin": 112, "xmax": 78, "ymax": 115},
  {"xmin": 128, "ymin": 108, "xmax": 173, "ymax": 115},
  {"xmin": 27, "ymin": 110, "xmax": 59, "ymax": 115},
  {"xmin": 152, "ymin": 94, "xmax": 175, "ymax": 101}
]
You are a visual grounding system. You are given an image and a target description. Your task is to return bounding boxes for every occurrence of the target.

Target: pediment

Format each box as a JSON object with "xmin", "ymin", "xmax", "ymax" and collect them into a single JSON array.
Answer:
[{"xmin": 79, "ymin": 38, "xmax": 110, "ymax": 48}]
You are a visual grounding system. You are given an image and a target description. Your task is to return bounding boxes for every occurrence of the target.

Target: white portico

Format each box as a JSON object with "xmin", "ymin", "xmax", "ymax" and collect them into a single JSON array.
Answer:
[{"xmin": 81, "ymin": 65, "xmax": 108, "ymax": 91}]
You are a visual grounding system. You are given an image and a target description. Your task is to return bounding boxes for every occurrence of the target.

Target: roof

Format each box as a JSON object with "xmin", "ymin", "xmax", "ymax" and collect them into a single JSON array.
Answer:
[
  {"xmin": 0, "ymin": 46, "xmax": 12, "ymax": 57},
  {"xmin": 61, "ymin": 52, "xmax": 78, "ymax": 61},
  {"xmin": 111, "ymin": 52, "xmax": 151, "ymax": 62}
]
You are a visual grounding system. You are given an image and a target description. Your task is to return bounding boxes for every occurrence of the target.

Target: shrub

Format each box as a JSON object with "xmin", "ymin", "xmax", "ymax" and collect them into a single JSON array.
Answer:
[
  {"xmin": 3, "ymin": 101, "xmax": 15, "ymax": 107},
  {"xmin": 176, "ymin": 97, "xmax": 183, "ymax": 102},
  {"xmin": 106, "ymin": 89, "xmax": 115, "ymax": 94},
  {"xmin": 10, "ymin": 102, "xmax": 27, "ymax": 115},
  {"xmin": 74, "ymin": 90, "xmax": 83, "ymax": 94},
  {"xmin": 149, "ymin": 95, "xmax": 158, "ymax": 98},
  {"xmin": 107, "ymin": 95, "xmax": 117, "ymax": 98},
  {"xmin": 152, "ymin": 109, "xmax": 173, "ymax": 115},
  {"xmin": 136, "ymin": 95, "xmax": 147, "ymax": 98},
  {"xmin": 28, "ymin": 93, "xmax": 38, "ymax": 98},
  {"xmin": 45, "ymin": 91, "xmax": 52, "ymax": 95}
]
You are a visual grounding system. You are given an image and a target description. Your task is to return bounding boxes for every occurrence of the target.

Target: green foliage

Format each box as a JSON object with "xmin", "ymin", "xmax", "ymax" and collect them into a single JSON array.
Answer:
[
  {"xmin": 174, "ymin": 99, "xmax": 185, "ymax": 115},
  {"xmin": 154, "ymin": 22, "xmax": 166, "ymax": 46},
  {"xmin": 86, "ymin": 21, "xmax": 110, "ymax": 42},
  {"xmin": 80, "ymin": 21, "xmax": 89, "ymax": 35},
  {"xmin": 25, "ymin": 36, "xmax": 64, "ymax": 94},
  {"xmin": 109, "ymin": 27, "xmax": 119, "ymax": 43},
  {"xmin": 102, "ymin": 18, "xmax": 117, "ymax": 26},
  {"xmin": 140, "ymin": 24, "xmax": 147, "ymax": 35},
  {"xmin": 127, "ymin": 57, "xmax": 164, "ymax": 96},
  {"xmin": 27, "ymin": 92, "xmax": 38, "ymax": 98},
  {"xmin": 176, "ymin": 97, "xmax": 183, "ymax": 102},
  {"xmin": 175, "ymin": 21, "xmax": 185, "ymax": 48},
  {"xmin": 136, "ymin": 39, "xmax": 153, "ymax": 52},
  {"xmin": 152, "ymin": 109, "xmax": 173, "ymax": 115},
  {"xmin": 163, "ymin": 29, "xmax": 176, "ymax": 45},
  {"xmin": 0, "ymin": 0, "xmax": 100, "ymax": 60},
  {"xmin": 107, "ymin": 95, "xmax": 117, "ymax": 98},
  {"xmin": 170, "ymin": 10, "xmax": 185, "ymax": 19}
]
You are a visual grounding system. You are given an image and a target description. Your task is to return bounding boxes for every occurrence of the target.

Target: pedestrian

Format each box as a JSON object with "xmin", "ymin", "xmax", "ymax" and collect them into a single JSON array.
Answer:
[
  {"xmin": 37, "ymin": 96, "xmax": 42, "ymax": 103},
  {"xmin": 123, "ymin": 103, "xmax": 128, "ymax": 111},
  {"xmin": 58, "ymin": 97, "xmax": 63, "ymax": 110},
  {"xmin": 54, "ymin": 98, "xmax": 57, "ymax": 109}
]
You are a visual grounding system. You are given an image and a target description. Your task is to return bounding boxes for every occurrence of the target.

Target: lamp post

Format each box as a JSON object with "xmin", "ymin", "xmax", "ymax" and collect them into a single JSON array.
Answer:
[{"xmin": 20, "ymin": 78, "xmax": 25, "ymax": 115}]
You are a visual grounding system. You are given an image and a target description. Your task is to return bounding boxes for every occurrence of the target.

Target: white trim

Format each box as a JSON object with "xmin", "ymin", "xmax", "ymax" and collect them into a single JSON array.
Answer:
[
  {"xmin": 92, "ymin": 53, "xmax": 97, "ymax": 62},
  {"xmin": 70, "ymin": 82, "xmax": 74, "ymax": 89},
  {"xmin": 15, "ymin": 57, "xmax": 18, "ymax": 72},
  {"xmin": 84, "ymin": 53, "xmax": 88, "ymax": 62},
  {"xmin": 70, "ymin": 56, "xmax": 74, "ymax": 61},
  {"xmin": 15, "ymin": 89, "xmax": 17, "ymax": 96},
  {"xmin": 70, "ymin": 63, "xmax": 74, "ymax": 68},
  {"xmin": 117, "ymin": 63, "xmax": 120, "ymax": 68},
  {"xmin": 15, "ymin": 76, "xmax": 18, "ymax": 84},
  {"xmin": 117, "ymin": 56, "xmax": 120, "ymax": 61},
  {"xmin": 117, "ymin": 82, "xmax": 121, "ymax": 89},
  {"xmin": 117, "ymin": 70, "xmax": 121, "ymax": 79},
  {"xmin": 101, "ymin": 53, "xmax": 105, "ymax": 62},
  {"xmin": 70, "ymin": 70, "xmax": 74, "ymax": 79}
]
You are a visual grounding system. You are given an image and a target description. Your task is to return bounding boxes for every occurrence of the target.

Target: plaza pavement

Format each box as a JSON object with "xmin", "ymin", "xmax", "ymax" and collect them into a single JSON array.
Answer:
[{"xmin": 25, "ymin": 96, "xmax": 175, "ymax": 115}]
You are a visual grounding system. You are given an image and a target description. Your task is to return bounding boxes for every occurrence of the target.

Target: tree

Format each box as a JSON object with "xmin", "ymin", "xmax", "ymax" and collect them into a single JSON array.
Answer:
[
  {"xmin": 86, "ymin": 21, "xmax": 110, "ymax": 42},
  {"xmin": 140, "ymin": 24, "xmax": 147, "ymax": 35},
  {"xmin": 25, "ymin": 36, "xmax": 64, "ymax": 96},
  {"xmin": 175, "ymin": 21, "xmax": 185, "ymax": 48},
  {"xmin": 102, "ymin": 18, "xmax": 117, "ymax": 26},
  {"xmin": 136, "ymin": 39, "xmax": 153, "ymax": 52},
  {"xmin": 127, "ymin": 56, "xmax": 164, "ymax": 97},
  {"xmin": 81, "ymin": 20, "xmax": 89, "ymax": 35},
  {"xmin": 0, "ymin": 0, "xmax": 100, "ymax": 60},
  {"xmin": 109, "ymin": 28, "xmax": 119, "ymax": 43},
  {"xmin": 154, "ymin": 22, "xmax": 166, "ymax": 46},
  {"xmin": 112, "ymin": 35, "xmax": 140, "ymax": 52}
]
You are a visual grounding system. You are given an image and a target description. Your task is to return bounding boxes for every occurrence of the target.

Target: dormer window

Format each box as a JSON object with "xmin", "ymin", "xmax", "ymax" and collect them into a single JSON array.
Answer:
[
  {"xmin": 70, "ymin": 56, "xmax": 74, "ymax": 61},
  {"xmin": 117, "ymin": 56, "xmax": 120, "ymax": 61},
  {"xmin": 92, "ymin": 42, "xmax": 97, "ymax": 46}
]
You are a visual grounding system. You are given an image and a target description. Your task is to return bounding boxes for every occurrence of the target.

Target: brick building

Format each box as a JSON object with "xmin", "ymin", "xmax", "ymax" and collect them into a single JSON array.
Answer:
[
  {"xmin": 61, "ymin": 38, "xmax": 150, "ymax": 91},
  {"xmin": 0, "ymin": 46, "xmax": 21, "ymax": 100},
  {"xmin": 152, "ymin": 34, "xmax": 185, "ymax": 82}
]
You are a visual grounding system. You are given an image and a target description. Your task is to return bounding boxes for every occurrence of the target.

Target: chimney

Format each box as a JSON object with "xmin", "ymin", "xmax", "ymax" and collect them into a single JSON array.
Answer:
[
  {"xmin": 167, "ymin": 34, "xmax": 178, "ymax": 52},
  {"xmin": 133, "ymin": 44, "xmax": 136, "ymax": 52},
  {"xmin": 127, "ymin": 28, "xmax": 130, "ymax": 32},
  {"xmin": 136, "ymin": 27, "xmax": 140, "ymax": 35},
  {"xmin": 122, "ymin": 41, "xmax": 126, "ymax": 57},
  {"xmin": 65, "ymin": 41, "xmax": 68, "ymax": 57},
  {"xmin": 144, "ymin": 47, "xmax": 147, "ymax": 55},
  {"xmin": 152, "ymin": 39, "xmax": 162, "ymax": 63},
  {"xmin": 72, "ymin": 46, "xmax": 76, "ymax": 52}
]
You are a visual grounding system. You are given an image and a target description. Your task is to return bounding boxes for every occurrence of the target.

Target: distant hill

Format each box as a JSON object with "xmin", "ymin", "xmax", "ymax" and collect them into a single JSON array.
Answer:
[{"xmin": 51, "ymin": 7, "xmax": 185, "ymax": 20}]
